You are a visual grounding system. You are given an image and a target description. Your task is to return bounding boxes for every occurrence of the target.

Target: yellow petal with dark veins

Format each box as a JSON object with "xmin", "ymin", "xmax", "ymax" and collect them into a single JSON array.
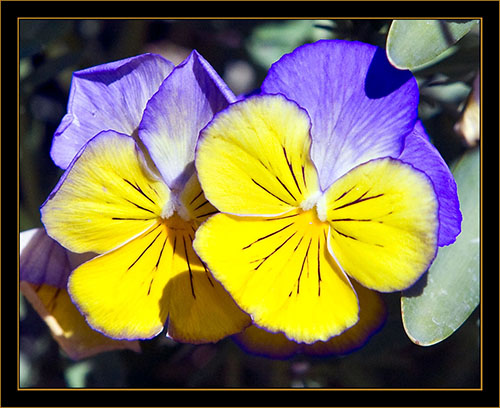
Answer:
[
  {"xmin": 194, "ymin": 208, "xmax": 359, "ymax": 344},
  {"xmin": 320, "ymin": 157, "xmax": 439, "ymax": 292},
  {"xmin": 41, "ymin": 131, "xmax": 170, "ymax": 254}
]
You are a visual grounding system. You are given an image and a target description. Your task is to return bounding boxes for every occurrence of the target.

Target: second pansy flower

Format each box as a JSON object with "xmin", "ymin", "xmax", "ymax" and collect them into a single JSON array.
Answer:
[
  {"xmin": 41, "ymin": 51, "xmax": 251, "ymax": 343},
  {"xmin": 193, "ymin": 40, "xmax": 462, "ymax": 344}
]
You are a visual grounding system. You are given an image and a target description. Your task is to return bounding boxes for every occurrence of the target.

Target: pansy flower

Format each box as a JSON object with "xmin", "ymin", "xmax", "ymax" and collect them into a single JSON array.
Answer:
[
  {"xmin": 193, "ymin": 40, "xmax": 461, "ymax": 344},
  {"xmin": 20, "ymin": 228, "xmax": 140, "ymax": 360},
  {"xmin": 41, "ymin": 51, "xmax": 251, "ymax": 343}
]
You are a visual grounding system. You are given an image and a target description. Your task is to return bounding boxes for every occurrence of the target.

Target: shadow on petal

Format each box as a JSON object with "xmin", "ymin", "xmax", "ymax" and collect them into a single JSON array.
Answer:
[
  {"xmin": 365, "ymin": 47, "xmax": 414, "ymax": 99},
  {"xmin": 162, "ymin": 269, "xmax": 251, "ymax": 345}
]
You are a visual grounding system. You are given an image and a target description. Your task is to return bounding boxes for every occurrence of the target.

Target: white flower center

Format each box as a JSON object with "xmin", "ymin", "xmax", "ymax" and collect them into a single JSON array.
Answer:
[{"xmin": 161, "ymin": 193, "xmax": 191, "ymax": 221}]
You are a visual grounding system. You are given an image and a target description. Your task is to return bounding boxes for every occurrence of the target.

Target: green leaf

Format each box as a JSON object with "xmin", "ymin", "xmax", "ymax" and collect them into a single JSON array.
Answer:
[
  {"xmin": 387, "ymin": 20, "xmax": 478, "ymax": 70},
  {"xmin": 246, "ymin": 20, "xmax": 332, "ymax": 69},
  {"xmin": 401, "ymin": 148, "xmax": 480, "ymax": 346}
]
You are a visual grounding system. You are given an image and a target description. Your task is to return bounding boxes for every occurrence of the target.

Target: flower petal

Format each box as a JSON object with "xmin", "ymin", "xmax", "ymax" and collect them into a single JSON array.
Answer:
[
  {"xmin": 139, "ymin": 51, "xmax": 236, "ymax": 190},
  {"xmin": 51, "ymin": 53, "xmax": 174, "ymax": 169},
  {"xmin": 262, "ymin": 40, "xmax": 418, "ymax": 189},
  {"xmin": 178, "ymin": 170, "xmax": 218, "ymax": 224},
  {"xmin": 232, "ymin": 282, "xmax": 385, "ymax": 359},
  {"xmin": 21, "ymin": 282, "xmax": 141, "ymax": 360},
  {"xmin": 196, "ymin": 94, "xmax": 320, "ymax": 217},
  {"xmin": 303, "ymin": 282, "xmax": 386, "ymax": 356},
  {"xmin": 20, "ymin": 228, "xmax": 140, "ymax": 360},
  {"xmin": 68, "ymin": 221, "xmax": 171, "ymax": 340},
  {"xmin": 69, "ymin": 217, "xmax": 250, "ymax": 342},
  {"xmin": 398, "ymin": 121, "xmax": 462, "ymax": 246},
  {"xmin": 232, "ymin": 324, "xmax": 300, "ymax": 359},
  {"xmin": 21, "ymin": 228, "xmax": 71, "ymax": 287},
  {"xmin": 320, "ymin": 157, "xmax": 438, "ymax": 292},
  {"xmin": 162, "ymin": 220, "xmax": 252, "ymax": 344},
  {"xmin": 41, "ymin": 130, "xmax": 170, "ymax": 254},
  {"xmin": 193, "ymin": 209, "xmax": 359, "ymax": 344}
]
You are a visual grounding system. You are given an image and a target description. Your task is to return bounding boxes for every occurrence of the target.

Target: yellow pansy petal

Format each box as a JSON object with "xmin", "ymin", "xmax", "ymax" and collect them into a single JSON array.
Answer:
[
  {"xmin": 233, "ymin": 282, "xmax": 385, "ymax": 359},
  {"xmin": 163, "ymin": 221, "xmax": 251, "ymax": 343},
  {"xmin": 165, "ymin": 269, "xmax": 251, "ymax": 344},
  {"xmin": 68, "ymin": 222, "xmax": 170, "ymax": 339},
  {"xmin": 196, "ymin": 94, "xmax": 320, "ymax": 216},
  {"xmin": 20, "ymin": 282, "xmax": 140, "ymax": 360},
  {"xmin": 69, "ymin": 218, "xmax": 249, "ymax": 342},
  {"xmin": 320, "ymin": 157, "xmax": 438, "ymax": 292},
  {"xmin": 304, "ymin": 282, "xmax": 386, "ymax": 356},
  {"xmin": 41, "ymin": 130, "xmax": 170, "ymax": 254},
  {"xmin": 193, "ymin": 209, "xmax": 359, "ymax": 344},
  {"xmin": 178, "ymin": 171, "xmax": 218, "ymax": 226}
]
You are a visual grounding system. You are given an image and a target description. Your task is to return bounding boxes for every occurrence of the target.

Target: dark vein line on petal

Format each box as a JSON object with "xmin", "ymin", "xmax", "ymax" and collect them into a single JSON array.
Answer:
[
  {"xmin": 47, "ymin": 288, "xmax": 62, "ymax": 313},
  {"xmin": 242, "ymin": 222, "xmax": 294, "ymax": 250},
  {"xmin": 293, "ymin": 235, "xmax": 304, "ymax": 252},
  {"xmin": 194, "ymin": 249, "xmax": 215, "ymax": 288},
  {"xmin": 156, "ymin": 235, "xmax": 168, "ymax": 268},
  {"xmin": 123, "ymin": 178, "xmax": 156, "ymax": 205},
  {"xmin": 332, "ymin": 226, "xmax": 384, "ymax": 247},
  {"xmin": 128, "ymin": 230, "xmax": 162, "ymax": 270},
  {"xmin": 334, "ymin": 185, "xmax": 357, "ymax": 202},
  {"xmin": 331, "ymin": 226, "xmax": 358, "ymax": 241},
  {"xmin": 330, "ymin": 218, "xmax": 372, "ymax": 222},
  {"xmin": 264, "ymin": 213, "xmax": 300, "ymax": 221},
  {"xmin": 254, "ymin": 231, "xmax": 297, "ymax": 270},
  {"xmin": 183, "ymin": 235, "xmax": 196, "ymax": 299},
  {"xmin": 196, "ymin": 210, "xmax": 218, "ymax": 219},
  {"xmin": 112, "ymin": 217, "xmax": 152, "ymax": 221},
  {"xmin": 317, "ymin": 236, "xmax": 322, "ymax": 296},
  {"xmin": 193, "ymin": 199, "xmax": 210, "ymax": 211},
  {"xmin": 282, "ymin": 147, "xmax": 302, "ymax": 195},
  {"xmin": 189, "ymin": 190, "xmax": 203, "ymax": 205},
  {"xmin": 172, "ymin": 235, "xmax": 177, "ymax": 258},
  {"xmin": 144, "ymin": 223, "xmax": 162, "ymax": 236},
  {"xmin": 301, "ymin": 165, "xmax": 307, "ymax": 188},
  {"xmin": 332, "ymin": 192, "xmax": 384, "ymax": 211},
  {"xmin": 251, "ymin": 178, "xmax": 290, "ymax": 205},
  {"xmin": 275, "ymin": 176, "xmax": 297, "ymax": 201},
  {"xmin": 125, "ymin": 198, "xmax": 156, "ymax": 214},
  {"xmin": 296, "ymin": 238, "xmax": 312, "ymax": 295}
]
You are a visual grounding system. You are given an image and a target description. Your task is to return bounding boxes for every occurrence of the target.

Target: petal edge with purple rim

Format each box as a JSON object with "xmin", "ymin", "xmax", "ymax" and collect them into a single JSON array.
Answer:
[
  {"xmin": 398, "ymin": 121, "xmax": 462, "ymax": 246},
  {"xmin": 20, "ymin": 228, "xmax": 96, "ymax": 288},
  {"xmin": 139, "ymin": 50, "xmax": 236, "ymax": 190},
  {"xmin": 262, "ymin": 40, "xmax": 419, "ymax": 190},
  {"xmin": 50, "ymin": 53, "xmax": 175, "ymax": 169},
  {"xmin": 20, "ymin": 228, "xmax": 71, "ymax": 288}
]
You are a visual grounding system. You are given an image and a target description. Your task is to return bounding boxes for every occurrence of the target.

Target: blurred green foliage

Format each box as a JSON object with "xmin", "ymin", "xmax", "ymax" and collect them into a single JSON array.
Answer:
[{"xmin": 19, "ymin": 19, "xmax": 480, "ymax": 388}]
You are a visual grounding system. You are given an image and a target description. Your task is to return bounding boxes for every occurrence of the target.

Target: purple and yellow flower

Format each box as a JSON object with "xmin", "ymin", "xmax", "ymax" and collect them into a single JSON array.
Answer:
[
  {"xmin": 40, "ymin": 51, "xmax": 251, "ymax": 343},
  {"xmin": 193, "ymin": 40, "xmax": 462, "ymax": 344},
  {"xmin": 20, "ymin": 228, "xmax": 140, "ymax": 360}
]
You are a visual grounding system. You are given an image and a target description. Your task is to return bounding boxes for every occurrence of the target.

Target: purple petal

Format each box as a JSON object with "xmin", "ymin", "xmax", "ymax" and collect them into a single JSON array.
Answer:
[
  {"xmin": 20, "ymin": 228, "xmax": 94, "ymax": 288},
  {"xmin": 51, "ymin": 53, "xmax": 175, "ymax": 169},
  {"xmin": 262, "ymin": 40, "xmax": 419, "ymax": 190},
  {"xmin": 139, "ymin": 50, "xmax": 236, "ymax": 190},
  {"xmin": 398, "ymin": 121, "xmax": 462, "ymax": 246}
]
